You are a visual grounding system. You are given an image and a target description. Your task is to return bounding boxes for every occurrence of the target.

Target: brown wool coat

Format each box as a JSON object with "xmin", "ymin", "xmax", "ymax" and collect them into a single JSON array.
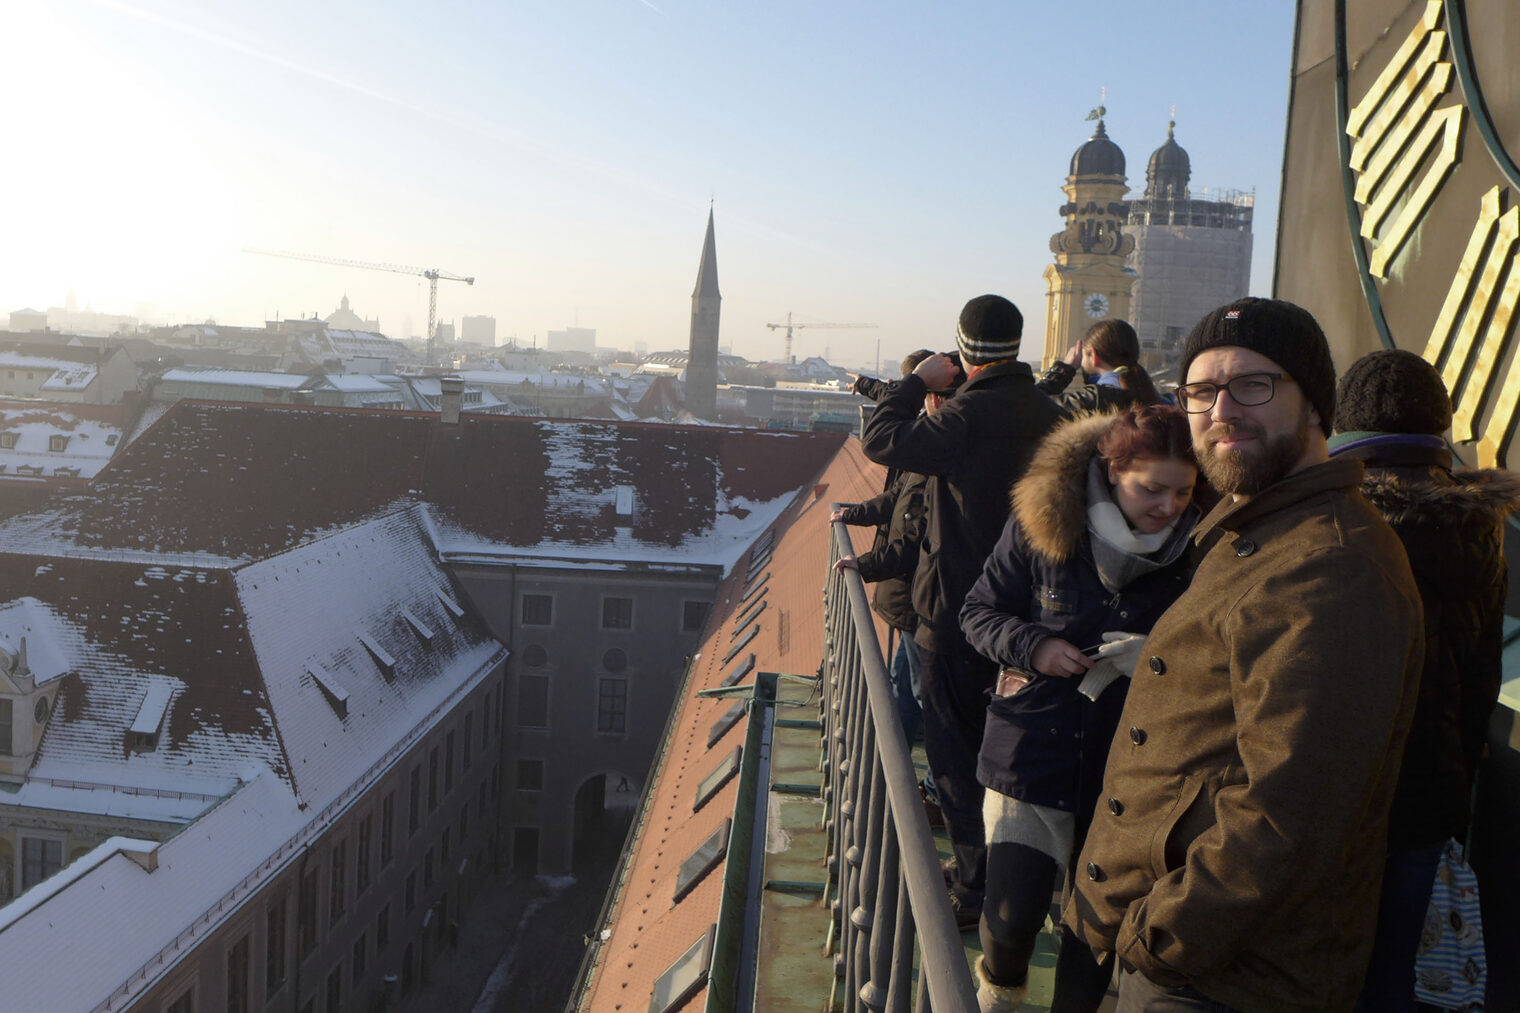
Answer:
[{"xmin": 1063, "ymin": 457, "xmax": 1424, "ymax": 1013}]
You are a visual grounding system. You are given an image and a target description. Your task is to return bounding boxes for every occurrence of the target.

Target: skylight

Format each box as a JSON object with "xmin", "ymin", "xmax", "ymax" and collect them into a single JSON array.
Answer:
[
  {"xmin": 707, "ymin": 702, "xmax": 744, "ymax": 749},
  {"xmin": 401, "ymin": 608, "xmax": 435, "ymax": 644},
  {"xmin": 307, "ymin": 662, "xmax": 350, "ymax": 718},
  {"xmin": 673, "ymin": 820, "xmax": 730, "ymax": 903},
  {"xmin": 693, "ymin": 746, "xmax": 742, "ymax": 812},
  {"xmin": 356, "ymin": 630, "xmax": 395, "ymax": 679},
  {"xmin": 649, "ymin": 926, "xmax": 715, "ymax": 1013}
]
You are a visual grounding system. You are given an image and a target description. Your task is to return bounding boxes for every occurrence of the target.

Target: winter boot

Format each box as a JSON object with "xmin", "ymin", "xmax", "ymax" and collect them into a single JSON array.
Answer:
[{"xmin": 975, "ymin": 954, "xmax": 1028, "ymax": 1013}]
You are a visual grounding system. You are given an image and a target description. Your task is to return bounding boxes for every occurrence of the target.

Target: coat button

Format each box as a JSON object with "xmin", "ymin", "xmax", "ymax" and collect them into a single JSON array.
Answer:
[
  {"xmin": 1129, "ymin": 727, "xmax": 1146, "ymax": 745},
  {"xmin": 1108, "ymin": 797, "xmax": 1124, "ymax": 816},
  {"xmin": 1086, "ymin": 861, "xmax": 1104, "ymax": 882},
  {"xmin": 1148, "ymin": 656, "xmax": 1165, "ymax": 675},
  {"xmin": 1233, "ymin": 537, "xmax": 1257, "ymax": 557}
]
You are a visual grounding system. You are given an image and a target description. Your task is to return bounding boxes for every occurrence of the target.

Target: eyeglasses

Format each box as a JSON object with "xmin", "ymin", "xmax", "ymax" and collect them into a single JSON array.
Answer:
[{"xmin": 1175, "ymin": 372, "xmax": 1288, "ymax": 414}]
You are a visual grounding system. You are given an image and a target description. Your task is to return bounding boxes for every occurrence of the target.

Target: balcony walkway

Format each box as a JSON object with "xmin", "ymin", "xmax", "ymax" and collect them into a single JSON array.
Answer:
[{"xmin": 753, "ymin": 670, "xmax": 1117, "ymax": 1012}]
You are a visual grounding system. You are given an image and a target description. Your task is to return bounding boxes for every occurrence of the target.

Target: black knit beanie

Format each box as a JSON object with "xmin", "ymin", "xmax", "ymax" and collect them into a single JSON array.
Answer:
[
  {"xmin": 956, "ymin": 295, "xmax": 1023, "ymax": 366},
  {"xmin": 1179, "ymin": 297, "xmax": 1337, "ymax": 436},
  {"xmin": 1333, "ymin": 348, "xmax": 1451, "ymax": 436}
]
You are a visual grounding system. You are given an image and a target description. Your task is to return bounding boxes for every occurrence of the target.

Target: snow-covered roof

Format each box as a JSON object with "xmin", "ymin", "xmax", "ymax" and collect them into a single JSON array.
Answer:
[
  {"xmin": 0, "ymin": 351, "xmax": 99, "ymax": 391},
  {"xmin": 0, "ymin": 401, "xmax": 124, "ymax": 480},
  {"xmin": 159, "ymin": 368, "xmax": 312, "ymax": 389},
  {"xmin": 234, "ymin": 507, "xmax": 503, "ymax": 806},
  {"xmin": 314, "ymin": 373, "xmax": 394, "ymax": 393},
  {"xmin": 0, "ymin": 403, "xmax": 847, "ymax": 573}
]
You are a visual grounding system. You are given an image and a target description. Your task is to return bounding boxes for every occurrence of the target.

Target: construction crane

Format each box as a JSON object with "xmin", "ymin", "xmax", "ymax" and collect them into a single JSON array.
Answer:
[
  {"xmin": 765, "ymin": 312, "xmax": 877, "ymax": 365},
  {"xmin": 244, "ymin": 248, "xmax": 474, "ymax": 365}
]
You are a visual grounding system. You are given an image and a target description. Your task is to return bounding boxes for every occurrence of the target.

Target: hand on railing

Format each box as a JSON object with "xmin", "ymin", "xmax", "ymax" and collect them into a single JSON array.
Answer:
[{"xmin": 833, "ymin": 554, "xmax": 858, "ymax": 573}]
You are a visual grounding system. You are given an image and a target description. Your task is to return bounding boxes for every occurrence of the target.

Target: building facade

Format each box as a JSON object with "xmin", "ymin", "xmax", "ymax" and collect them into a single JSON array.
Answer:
[{"xmin": 1124, "ymin": 122, "xmax": 1254, "ymax": 374}]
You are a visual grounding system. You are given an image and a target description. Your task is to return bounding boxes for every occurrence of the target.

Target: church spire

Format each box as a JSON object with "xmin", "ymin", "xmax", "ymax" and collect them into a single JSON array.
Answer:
[{"xmin": 692, "ymin": 207, "xmax": 721, "ymax": 299}]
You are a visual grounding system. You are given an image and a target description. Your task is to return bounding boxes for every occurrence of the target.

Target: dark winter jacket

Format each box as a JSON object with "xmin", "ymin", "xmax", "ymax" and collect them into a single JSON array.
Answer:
[
  {"xmin": 837, "ymin": 469, "xmax": 928, "ymax": 634},
  {"xmin": 960, "ymin": 414, "xmax": 1196, "ymax": 819},
  {"xmin": 861, "ymin": 359, "xmax": 1065, "ymax": 649},
  {"xmin": 1065, "ymin": 457, "xmax": 1423, "ymax": 1013},
  {"xmin": 1037, "ymin": 360, "xmax": 1137, "ymax": 416},
  {"xmin": 1331, "ymin": 435, "xmax": 1518, "ymax": 848}
]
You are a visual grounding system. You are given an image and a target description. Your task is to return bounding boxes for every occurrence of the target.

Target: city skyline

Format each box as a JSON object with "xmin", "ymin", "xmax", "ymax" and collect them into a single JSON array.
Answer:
[{"xmin": 4, "ymin": 1, "xmax": 1294, "ymax": 369}]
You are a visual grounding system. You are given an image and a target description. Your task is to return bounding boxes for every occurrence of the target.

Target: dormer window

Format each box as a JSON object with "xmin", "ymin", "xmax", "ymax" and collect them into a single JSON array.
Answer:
[
  {"xmin": 0, "ymin": 433, "xmax": 15, "ymax": 449},
  {"xmin": 48, "ymin": 435, "xmax": 68, "ymax": 452}
]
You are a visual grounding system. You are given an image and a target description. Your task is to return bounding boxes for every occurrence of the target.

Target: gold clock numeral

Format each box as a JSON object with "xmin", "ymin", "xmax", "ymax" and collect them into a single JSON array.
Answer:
[
  {"xmin": 1422, "ymin": 186, "xmax": 1520, "ymax": 465},
  {"xmin": 1346, "ymin": 0, "xmax": 1465, "ymax": 279}
]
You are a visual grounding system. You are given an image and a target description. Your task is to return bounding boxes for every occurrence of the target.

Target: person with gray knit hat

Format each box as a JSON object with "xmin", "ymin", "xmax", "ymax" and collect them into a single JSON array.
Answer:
[
  {"xmin": 861, "ymin": 294, "xmax": 1064, "ymax": 931},
  {"xmin": 1330, "ymin": 348, "xmax": 1518, "ymax": 1013},
  {"xmin": 1065, "ymin": 298, "xmax": 1424, "ymax": 1012}
]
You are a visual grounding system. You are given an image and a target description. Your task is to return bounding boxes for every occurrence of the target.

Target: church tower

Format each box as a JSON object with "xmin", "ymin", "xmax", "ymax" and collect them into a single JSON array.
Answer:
[
  {"xmin": 1041, "ymin": 115, "xmax": 1137, "ymax": 368},
  {"xmin": 686, "ymin": 208, "xmax": 721, "ymax": 419}
]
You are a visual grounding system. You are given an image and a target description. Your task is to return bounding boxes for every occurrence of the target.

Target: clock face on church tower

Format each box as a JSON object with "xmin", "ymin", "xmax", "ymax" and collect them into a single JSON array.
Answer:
[{"xmin": 1083, "ymin": 292, "xmax": 1109, "ymax": 318}]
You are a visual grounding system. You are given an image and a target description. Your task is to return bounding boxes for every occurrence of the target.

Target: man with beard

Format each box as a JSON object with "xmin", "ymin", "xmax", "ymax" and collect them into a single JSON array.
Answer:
[{"xmin": 1064, "ymin": 298, "xmax": 1424, "ymax": 1012}]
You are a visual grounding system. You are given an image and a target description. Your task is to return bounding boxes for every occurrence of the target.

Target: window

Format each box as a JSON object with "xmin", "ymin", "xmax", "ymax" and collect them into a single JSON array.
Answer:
[
  {"xmin": 518, "ymin": 676, "xmax": 549, "ymax": 728},
  {"xmin": 428, "ymin": 746, "xmax": 439, "ymax": 812},
  {"xmin": 682, "ymin": 600, "xmax": 709, "ymax": 633},
  {"xmin": 520, "ymin": 593, "xmax": 553, "ymax": 626},
  {"xmin": 650, "ymin": 926, "xmax": 716, "ymax": 1013},
  {"xmin": 517, "ymin": 759, "xmax": 544, "ymax": 791},
  {"xmin": 483, "ymin": 690, "xmax": 494, "ymax": 740},
  {"xmin": 602, "ymin": 648, "xmax": 627, "ymax": 672},
  {"xmin": 265, "ymin": 896, "xmax": 287, "ymax": 991},
  {"xmin": 325, "ymin": 964, "xmax": 341, "ymax": 1012},
  {"xmin": 297, "ymin": 865, "xmax": 319, "ymax": 958},
  {"xmin": 165, "ymin": 986, "xmax": 194, "ymax": 1013},
  {"xmin": 0, "ymin": 698, "xmax": 11, "ymax": 754},
  {"xmin": 0, "ymin": 433, "xmax": 15, "ymax": 450},
  {"xmin": 425, "ymin": 848, "xmax": 435, "ymax": 888},
  {"xmin": 352, "ymin": 932, "xmax": 367, "ymax": 982},
  {"xmin": 444, "ymin": 731, "xmax": 455, "ymax": 793},
  {"xmin": 409, "ymin": 766, "xmax": 421, "ymax": 835},
  {"xmin": 48, "ymin": 434, "xmax": 68, "ymax": 452},
  {"xmin": 441, "ymin": 828, "xmax": 451, "ymax": 865},
  {"xmin": 459, "ymin": 805, "xmax": 469, "ymax": 842},
  {"xmin": 405, "ymin": 871, "xmax": 417, "ymax": 914},
  {"xmin": 356, "ymin": 815, "xmax": 372, "ymax": 895},
  {"xmin": 226, "ymin": 934, "xmax": 250, "ymax": 1013},
  {"xmin": 380, "ymin": 793, "xmax": 395, "ymax": 867},
  {"xmin": 21, "ymin": 837, "xmax": 62, "ymax": 890},
  {"xmin": 478, "ymin": 780, "xmax": 487, "ymax": 819},
  {"xmin": 329, "ymin": 839, "xmax": 346, "ymax": 925},
  {"xmin": 462, "ymin": 714, "xmax": 473, "ymax": 770},
  {"xmin": 601, "ymin": 596, "xmax": 633, "ymax": 630},
  {"xmin": 376, "ymin": 905, "xmax": 390, "ymax": 952},
  {"xmin": 597, "ymin": 678, "xmax": 628, "ymax": 734}
]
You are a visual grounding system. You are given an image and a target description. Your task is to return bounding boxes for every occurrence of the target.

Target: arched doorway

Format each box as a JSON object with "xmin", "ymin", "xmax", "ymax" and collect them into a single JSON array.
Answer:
[{"xmin": 571, "ymin": 772, "xmax": 639, "ymax": 872}]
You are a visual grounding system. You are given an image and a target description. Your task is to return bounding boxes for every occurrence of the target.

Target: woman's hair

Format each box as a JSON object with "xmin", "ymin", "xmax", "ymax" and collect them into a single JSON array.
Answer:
[
  {"xmin": 1096, "ymin": 403, "xmax": 1195, "ymax": 474},
  {"xmin": 1085, "ymin": 318, "xmax": 1160, "ymax": 405}
]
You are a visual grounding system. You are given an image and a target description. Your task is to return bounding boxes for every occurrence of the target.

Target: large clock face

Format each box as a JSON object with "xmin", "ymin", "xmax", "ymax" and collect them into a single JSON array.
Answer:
[{"xmin": 1083, "ymin": 293, "xmax": 1109, "ymax": 319}]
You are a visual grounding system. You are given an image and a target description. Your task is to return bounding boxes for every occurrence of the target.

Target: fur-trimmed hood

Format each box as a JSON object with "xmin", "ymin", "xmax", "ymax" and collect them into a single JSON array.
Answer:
[
  {"xmin": 1362, "ymin": 465, "xmax": 1520, "ymax": 527},
  {"xmin": 1010, "ymin": 412, "xmax": 1114, "ymax": 563}
]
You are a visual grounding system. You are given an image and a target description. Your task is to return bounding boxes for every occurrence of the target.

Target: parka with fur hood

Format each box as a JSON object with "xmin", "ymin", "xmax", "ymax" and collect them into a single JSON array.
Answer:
[
  {"xmin": 960, "ymin": 413, "xmax": 1197, "ymax": 819},
  {"xmin": 1331, "ymin": 435, "xmax": 1519, "ymax": 847}
]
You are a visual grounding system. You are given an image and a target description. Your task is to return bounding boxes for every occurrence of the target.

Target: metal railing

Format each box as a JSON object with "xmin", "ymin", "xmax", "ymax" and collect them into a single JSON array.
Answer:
[{"xmin": 823, "ymin": 515, "xmax": 978, "ymax": 1012}]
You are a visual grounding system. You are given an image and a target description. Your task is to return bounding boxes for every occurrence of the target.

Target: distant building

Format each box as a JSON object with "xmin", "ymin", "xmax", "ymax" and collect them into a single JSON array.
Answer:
[
  {"xmin": 1042, "ymin": 116, "xmax": 1138, "ymax": 368},
  {"xmin": 686, "ymin": 210, "xmax": 721, "ymax": 419},
  {"xmin": 7, "ymin": 309, "xmax": 45, "ymax": 333},
  {"xmin": 1124, "ymin": 122, "xmax": 1254, "ymax": 374},
  {"xmin": 435, "ymin": 322, "xmax": 456, "ymax": 344},
  {"xmin": 547, "ymin": 328, "xmax": 596, "ymax": 354},
  {"xmin": 460, "ymin": 316, "xmax": 496, "ymax": 345},
  {"xmin": 324, "ymin": 294, "xmax": 380, "ymax": 332},
  {"xmin": 0, "ymin": 340, "xmax": 139, "ymax": 405}
]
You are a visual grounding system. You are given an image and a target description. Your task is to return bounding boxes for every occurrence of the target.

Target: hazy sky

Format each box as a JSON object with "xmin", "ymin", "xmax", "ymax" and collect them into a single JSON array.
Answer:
[{"xmin": 4, "ymin": 1, "xmax": 1295, "ymax": 370}]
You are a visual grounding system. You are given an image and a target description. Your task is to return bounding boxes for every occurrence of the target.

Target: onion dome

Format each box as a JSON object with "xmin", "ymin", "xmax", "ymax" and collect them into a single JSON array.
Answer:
[
  {"xmin": 1145, "ymin": 121, "xmax": 1191, "ymax": 198},
  {"xmin": 1069, "ymin": 119, "xmax": 1126, "ymax": 178}
]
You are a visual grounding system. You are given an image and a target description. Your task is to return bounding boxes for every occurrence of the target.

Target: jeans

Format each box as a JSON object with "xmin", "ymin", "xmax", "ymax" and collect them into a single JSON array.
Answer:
[
  {"xmin": 891, "ymin": 633, "xmax": 924, "ymax": 743},
  {"xmin": 1354, "ymin": 839, "xmax": 1446, "ymax": 1013},
  {"xmin": 1115, "ymin": 971, "xmax": 1244, "ymax": 1012}
]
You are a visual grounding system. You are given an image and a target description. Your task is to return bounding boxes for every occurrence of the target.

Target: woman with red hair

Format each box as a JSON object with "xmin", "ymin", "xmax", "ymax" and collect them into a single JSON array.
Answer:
[{"xmin": 960, "ymin": 404, "xmax": 1202, "ymax": 1012}]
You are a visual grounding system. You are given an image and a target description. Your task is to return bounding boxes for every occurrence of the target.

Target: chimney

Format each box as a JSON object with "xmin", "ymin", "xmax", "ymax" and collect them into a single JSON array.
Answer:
[{"xmin": 440, "ymin": 376, "xmax": 465, "ymax": 425}]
